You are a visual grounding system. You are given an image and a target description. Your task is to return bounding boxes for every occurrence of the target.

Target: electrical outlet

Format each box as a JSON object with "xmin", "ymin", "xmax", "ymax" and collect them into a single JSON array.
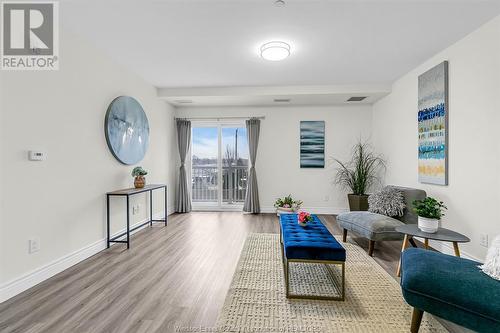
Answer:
[
  {"xmin": 479, "ymin": 233, "xmax": 489, "ymax": 247},
  {"xmin": 324, "ymin": 195, "xmax": 330, "ymax": 202},
  {"xmin": 29, "ymin": 238, "xmax": 40, "ymax": 254}
]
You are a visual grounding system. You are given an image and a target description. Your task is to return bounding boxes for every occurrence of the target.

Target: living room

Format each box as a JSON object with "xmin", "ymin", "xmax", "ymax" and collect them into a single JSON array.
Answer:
[{"xmin": 0, "ymin": 1, "xmax": 499, "ymax": 332}]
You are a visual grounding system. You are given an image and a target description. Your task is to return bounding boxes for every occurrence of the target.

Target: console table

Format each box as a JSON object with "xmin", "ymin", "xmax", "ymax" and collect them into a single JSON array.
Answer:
[{"xmin": 107, "ymin": 184, "xmax": 167, "ymax": 249}]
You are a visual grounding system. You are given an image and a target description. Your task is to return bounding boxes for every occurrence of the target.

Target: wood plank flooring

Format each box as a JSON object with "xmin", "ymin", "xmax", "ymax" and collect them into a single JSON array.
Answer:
[{"xmin": 0, "ymin": 213, "xmax": 422, "ymax": 332}]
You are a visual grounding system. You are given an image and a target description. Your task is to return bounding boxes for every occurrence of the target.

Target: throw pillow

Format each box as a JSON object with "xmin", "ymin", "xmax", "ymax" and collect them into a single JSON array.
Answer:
[
  {"xmin": 368, "ymin": 186, "xmax": 406, "ymax": 217},
  {"xmin": 479, "ymin": 234, "xmax": 500, "ymax": 280}
]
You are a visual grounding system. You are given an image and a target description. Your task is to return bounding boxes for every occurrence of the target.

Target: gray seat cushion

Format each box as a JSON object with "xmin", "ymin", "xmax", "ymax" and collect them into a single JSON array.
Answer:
[
  {"xmin": 336, "ymin": 186, "xmax": 426, "ymax": 242},
  {"xmin": 337, "ymin": 211, "xmax": 405, "ymax": 241}
]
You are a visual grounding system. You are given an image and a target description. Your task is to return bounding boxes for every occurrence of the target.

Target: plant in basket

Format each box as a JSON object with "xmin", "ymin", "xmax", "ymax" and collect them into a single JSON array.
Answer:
[{"xmin": 274, "ymin": 195, "xmax": 303, "ymax": 215}]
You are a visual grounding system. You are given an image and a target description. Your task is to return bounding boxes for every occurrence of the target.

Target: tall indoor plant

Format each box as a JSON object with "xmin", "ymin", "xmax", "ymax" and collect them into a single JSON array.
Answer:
[{"xmin": 332, "ymin": 142, "xmax": 385, "ymax": 211}]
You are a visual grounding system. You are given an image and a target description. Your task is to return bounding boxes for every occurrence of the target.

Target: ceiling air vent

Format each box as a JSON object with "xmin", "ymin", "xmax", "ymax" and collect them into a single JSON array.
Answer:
[
  {"xmin": 347, "ymin": 96, "xmax": 367, "ymax": 102},
  {"xmin": 174, "ymin": 100, "xmax": 193, "ymax": 104},
  {"xmin": 273, "ymin": 98, "xmax": 291, "ymax": 103}
]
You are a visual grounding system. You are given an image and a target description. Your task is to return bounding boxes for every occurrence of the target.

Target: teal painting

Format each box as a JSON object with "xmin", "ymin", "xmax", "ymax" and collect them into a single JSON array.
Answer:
[{"xmin": 300, "ymin": 121, "xmax": 325, "ymax": 168}]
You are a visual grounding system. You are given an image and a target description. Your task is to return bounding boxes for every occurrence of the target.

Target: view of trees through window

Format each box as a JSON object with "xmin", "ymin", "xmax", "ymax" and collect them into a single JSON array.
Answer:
[{"xmin": 192, "ymin": 126, "xmax": 248, "ymax": 205}]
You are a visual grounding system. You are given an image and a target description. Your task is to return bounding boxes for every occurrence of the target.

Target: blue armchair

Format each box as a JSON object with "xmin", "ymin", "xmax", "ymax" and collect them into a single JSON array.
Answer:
[{"xmin": 401, "ymin": 248, "xmax": 500, "ymax": 333}]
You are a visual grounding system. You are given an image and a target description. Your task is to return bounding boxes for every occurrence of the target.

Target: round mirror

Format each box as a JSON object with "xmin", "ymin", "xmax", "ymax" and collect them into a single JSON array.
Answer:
[{"xmin": 104, "ymin": 96, "xmax": 149, "ymax": 165}]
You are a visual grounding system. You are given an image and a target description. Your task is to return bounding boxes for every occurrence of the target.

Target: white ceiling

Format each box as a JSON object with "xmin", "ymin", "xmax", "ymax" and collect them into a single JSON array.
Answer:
[{"xmin": 61, "ymin": 0, "xmax": 500, "ymax": 105}]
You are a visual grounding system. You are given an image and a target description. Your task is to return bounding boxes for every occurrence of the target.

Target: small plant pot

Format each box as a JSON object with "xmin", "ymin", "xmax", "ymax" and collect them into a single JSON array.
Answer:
[
  {"xmin": 418, "ymin": 216, "xmax": 439, "ymax": 233},
  {"xmin": 134, "ymin": 176, "xmax": 145, "ymax": 188},
  {"xmin": 298, "ymin": 222, "xmax": 307, "ymax": 227},
  {"xmin": 348, "ymin": 194, "xmax": 370, "ymax": 211}
]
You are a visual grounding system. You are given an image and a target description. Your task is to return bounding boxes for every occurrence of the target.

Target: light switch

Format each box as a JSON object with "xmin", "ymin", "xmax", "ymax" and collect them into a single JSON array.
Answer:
[{"xmin": 29, "ymin": 238, "xmax": 40, "ymax": 253}]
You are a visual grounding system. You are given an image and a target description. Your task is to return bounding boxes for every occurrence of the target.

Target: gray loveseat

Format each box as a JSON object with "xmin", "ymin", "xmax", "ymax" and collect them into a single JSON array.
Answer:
[{"xmin": 336, "ymin": 186, "xmax": 426, "ymax": 256}]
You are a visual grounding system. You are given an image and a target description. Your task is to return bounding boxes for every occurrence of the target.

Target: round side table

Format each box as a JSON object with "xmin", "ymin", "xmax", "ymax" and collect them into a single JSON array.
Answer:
[{"xmin": 395, "ymin": 224, "xmax": 470, "ymax": 277}]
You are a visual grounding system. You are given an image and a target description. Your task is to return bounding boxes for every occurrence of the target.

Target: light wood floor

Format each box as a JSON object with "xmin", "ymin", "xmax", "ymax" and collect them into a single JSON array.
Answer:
[{"xmin": 0, "ymin": 213, "xmax": 412, "ymax": 333}]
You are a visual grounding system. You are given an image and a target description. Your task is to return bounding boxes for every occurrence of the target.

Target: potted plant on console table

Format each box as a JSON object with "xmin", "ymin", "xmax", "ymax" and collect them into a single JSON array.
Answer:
[
  {"xmin": 132, "ymin": 166, "xmax": 148, "ymax": 188},
  {"xmin": 413, "ymin": 197, "xmax": 447, "ymax": 233},
  {"xmin": 332, "ymin": 142, "xmax": 385, "ymax": 211}
]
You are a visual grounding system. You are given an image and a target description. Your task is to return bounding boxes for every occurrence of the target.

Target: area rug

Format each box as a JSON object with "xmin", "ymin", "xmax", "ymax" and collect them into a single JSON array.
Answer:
[{"xmin": 216, "ymin": 233, "xmax": 446, "ymax": 333}]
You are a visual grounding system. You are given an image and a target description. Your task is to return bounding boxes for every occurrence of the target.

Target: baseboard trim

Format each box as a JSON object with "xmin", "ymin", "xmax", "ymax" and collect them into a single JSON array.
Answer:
[
  {"xmin": 426, "ymin": 238, "xmax": 481, "ymax": 262},
  {"xmin": 0, "ymin": 207, "xmax": 175, "ymax": 304},
  {"xmin": 192, "ymin": 205, "xmax": 244, "ymax": 212},
  {"xmin": 260, "ymin": 206, "xmax": 348, "ymax": 215},
  {"xmin": 0, "ymin": 238, "xmax": 106, "ymax": 304},
  {"xmin": 412, "ymin": 236, "xmax": 481, "ymax": 262}
]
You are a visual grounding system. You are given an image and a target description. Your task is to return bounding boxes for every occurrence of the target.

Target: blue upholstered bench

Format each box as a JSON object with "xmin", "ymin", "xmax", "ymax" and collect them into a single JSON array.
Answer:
[
  {"xmin": 280, "ymin": 214, "xmax": 346, "ymax": 300},
  {"xmin": 401, "ymin": 248, "xmax": 500, "ymax": 333}
]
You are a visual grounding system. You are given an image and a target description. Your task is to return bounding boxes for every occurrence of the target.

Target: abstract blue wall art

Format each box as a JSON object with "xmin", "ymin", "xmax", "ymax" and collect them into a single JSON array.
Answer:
[
  {"xmin": 300, "ymin": 121, "xmax": 325, "ymax": 168},
  {"xmin": 105, "ymin": 96, "xmax": 150, "ymax": 165},
  {"xmin": 418, "ymin": 61, "xmax": 448, "ymax": 185}
]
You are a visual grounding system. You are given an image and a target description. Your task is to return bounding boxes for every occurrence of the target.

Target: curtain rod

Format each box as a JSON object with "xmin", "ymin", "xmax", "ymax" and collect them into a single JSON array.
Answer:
[{"xmin": 174, "ymin": 116, "xmax": 265, "ymax": 121}]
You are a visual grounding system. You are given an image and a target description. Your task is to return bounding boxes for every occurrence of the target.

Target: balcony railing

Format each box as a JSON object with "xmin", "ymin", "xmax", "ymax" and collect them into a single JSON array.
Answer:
[{"xmin": 192, "ymin": 165, "xmax": 248, "ymax": 203}]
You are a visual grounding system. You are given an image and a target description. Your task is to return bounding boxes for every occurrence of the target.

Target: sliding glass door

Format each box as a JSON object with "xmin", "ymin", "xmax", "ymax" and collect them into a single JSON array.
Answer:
[
  {"xmin": 191, "ymin": 127, "xmax": 219, "ymax": 204},
  {"xmin": 191, "ymin": 123, "xmax": 248, "ymax": 209},
  {"xmin": 221, "ymin": 127, "xmax": 249, "ymax": 205}
]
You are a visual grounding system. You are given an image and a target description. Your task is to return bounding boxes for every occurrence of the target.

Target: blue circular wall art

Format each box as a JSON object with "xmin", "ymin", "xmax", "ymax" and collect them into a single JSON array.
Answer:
[{"xmin": 105, "ymin": 96, "xmax": 150, "ymax": 165}]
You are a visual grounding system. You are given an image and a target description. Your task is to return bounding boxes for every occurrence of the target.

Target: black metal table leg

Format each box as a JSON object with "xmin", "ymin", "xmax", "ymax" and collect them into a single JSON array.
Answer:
[
  {"xmin": 126, "ymin": 195, "xmax": 130, "ymax": 249},
  {"xmin": 106, "ymin": 194, "xmax": 110, "ymax": 248},
  {"xmin": 150, "ymin": 189, "xmax": 153, "ymax": 227}
]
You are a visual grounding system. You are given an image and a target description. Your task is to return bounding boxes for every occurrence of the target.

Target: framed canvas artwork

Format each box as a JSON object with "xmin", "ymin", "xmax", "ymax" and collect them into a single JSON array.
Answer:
[
  {"xmin": 300, "ymin": 121, "xmax": 325, "ymax": 168},
  {"xmin": 418, "ymin": 61, "xmax": 448, "ymax": 185}
]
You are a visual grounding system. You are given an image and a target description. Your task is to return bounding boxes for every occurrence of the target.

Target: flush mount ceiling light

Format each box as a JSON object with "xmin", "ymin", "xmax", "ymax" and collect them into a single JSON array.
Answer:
[{"xmin": 260, "ymin": 41, "xmax": 290, "ymax": 61}]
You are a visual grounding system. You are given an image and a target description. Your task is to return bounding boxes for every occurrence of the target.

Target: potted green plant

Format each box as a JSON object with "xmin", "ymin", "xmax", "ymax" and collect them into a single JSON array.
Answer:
[
  {"xmin": 274, "ymin": 195, "xmax": 303, "ymax": 216},
  {"xmin": 332, "ymin": 142, "xmax": 385, "ymax": 211},
  {"xmin": 132, "ymin": 166, "xmax": 148, "ymax": 188},
  {"xmin": 413, "ymin": 197, "xmax": 447, "ymax": 233}
]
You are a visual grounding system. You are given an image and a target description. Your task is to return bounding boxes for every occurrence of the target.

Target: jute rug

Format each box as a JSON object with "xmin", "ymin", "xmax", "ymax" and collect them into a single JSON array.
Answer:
[{"xmin": 216, "ymin": 233, "xmax": 447, "ymax": 333}]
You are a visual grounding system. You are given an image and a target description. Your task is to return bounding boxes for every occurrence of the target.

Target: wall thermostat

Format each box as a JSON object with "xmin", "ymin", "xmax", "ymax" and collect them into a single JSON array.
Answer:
[{"xmin": 28, "ymin": 151, "xmax": 46, "ymax": 161}]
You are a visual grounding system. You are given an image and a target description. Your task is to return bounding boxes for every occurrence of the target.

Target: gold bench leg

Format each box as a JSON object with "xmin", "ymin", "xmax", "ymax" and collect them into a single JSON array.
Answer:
[
  {"xmin": 280, "ymin": 224, "xmax": 345, "ymax": 301},
  {"xmin": 284, "ymin": 260, "xmax": 345, "ymax": 301},
  {"xmin": 281, "ymin": 240, "xmax": 290, "ymax": 297},
  {"xmin": 285, "ymin": 257, "xmax": 289, "ymax": 297}
]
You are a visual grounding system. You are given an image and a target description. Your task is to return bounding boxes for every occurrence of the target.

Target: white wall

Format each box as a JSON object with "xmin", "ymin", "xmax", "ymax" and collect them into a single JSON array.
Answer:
[
  {"xmin": 0, "ymin": 28, "xmax": 177, "ymax": 300},
  {"xmin": 176, "ymin": 105, "xmax": 373, "ymax": 213},
  {"xmin": 372, "ymin": 15, "xmax": 500, "ymax": 261}
]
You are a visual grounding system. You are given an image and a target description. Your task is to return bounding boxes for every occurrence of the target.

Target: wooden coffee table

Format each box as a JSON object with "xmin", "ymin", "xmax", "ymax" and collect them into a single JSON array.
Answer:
[{"xmin": 395, "ymin": 224, "xmax": 470, "ymax": 277}]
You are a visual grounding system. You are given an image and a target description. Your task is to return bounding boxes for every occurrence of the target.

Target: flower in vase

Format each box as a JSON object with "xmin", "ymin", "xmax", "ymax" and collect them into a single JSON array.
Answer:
[{"xmin": 298, "ymin": 211, "xmax": 313, "ymax": 224}]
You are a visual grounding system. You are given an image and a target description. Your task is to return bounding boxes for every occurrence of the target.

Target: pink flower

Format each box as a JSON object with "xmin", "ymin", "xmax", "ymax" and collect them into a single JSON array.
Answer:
[
  {"xmin": 283, "ymin": 204, "xmax": 290, "ymax": 208},
  {"xmin": 298, "ymin": 211, "xmax": 312, "ymax": 223}
]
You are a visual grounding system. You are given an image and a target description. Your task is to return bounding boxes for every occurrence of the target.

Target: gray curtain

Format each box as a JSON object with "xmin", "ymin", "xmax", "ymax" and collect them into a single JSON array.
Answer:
[
  {"xmin": 176, "ymin": 119, "xmax": 192, "ymax": 213},
  {"xmin": 243, "ymin": 118, "xmax": 261, "ymax": 213}
]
